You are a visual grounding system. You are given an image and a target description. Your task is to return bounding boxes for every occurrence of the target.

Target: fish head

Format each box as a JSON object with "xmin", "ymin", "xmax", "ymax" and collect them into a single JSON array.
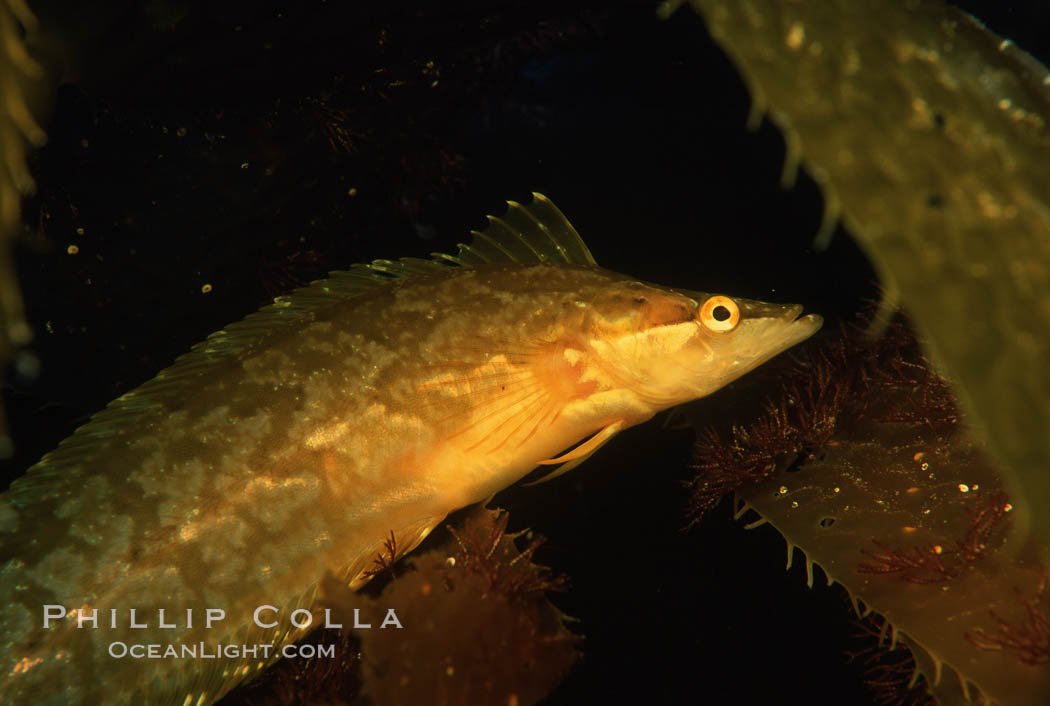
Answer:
[{"xmin": 582, "ymin": 281, "xmax": 823, "ymax": 412}]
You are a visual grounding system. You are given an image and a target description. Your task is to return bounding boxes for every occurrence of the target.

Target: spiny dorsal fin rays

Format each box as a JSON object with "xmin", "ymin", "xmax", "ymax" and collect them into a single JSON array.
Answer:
[
  {"xmin": 455, "ymin": 229, "xmax": 519, "ymax": 264},
  {"xmin": 526, "ymin": 192, "xmax": 597, "ymax": 266},
  {"xmin": 367, "ymin": 192, "xmax": 597, "ymax": 269},
  {"xmin": 456, "ymin": 192, "xmax": 598, "ymax": 267},
  {"xmin": 478, "ymin": 215, "xmax": 543, "ymax": 262}
]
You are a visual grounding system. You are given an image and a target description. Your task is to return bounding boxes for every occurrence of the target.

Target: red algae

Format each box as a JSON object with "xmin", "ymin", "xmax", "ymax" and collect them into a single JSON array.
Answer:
[{"xmin": 218, "ymin": 507, "xmax": 577, "ymax": 706}]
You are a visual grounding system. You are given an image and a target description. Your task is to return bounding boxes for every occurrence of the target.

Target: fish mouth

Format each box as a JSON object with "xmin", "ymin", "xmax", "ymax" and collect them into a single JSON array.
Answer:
[
  {"xmin": 786, "ymin": 307, "xmax": 824, "ymax": 340},
  {"xmin": 776, "ymin": 304, "xmax": 823, "ymax": 345},
  {"xmin": 783, "ymin": 303, "xmax": 821, "ymax": 325}
]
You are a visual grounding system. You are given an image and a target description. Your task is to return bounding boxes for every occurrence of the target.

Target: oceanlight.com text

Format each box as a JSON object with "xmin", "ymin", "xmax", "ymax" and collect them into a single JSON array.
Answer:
[{"xmin": 107, "ymin": 641, "xmax": 335, "ymax": 660}]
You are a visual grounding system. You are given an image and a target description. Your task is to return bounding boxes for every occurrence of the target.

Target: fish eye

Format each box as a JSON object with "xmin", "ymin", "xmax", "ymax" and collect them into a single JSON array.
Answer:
[{"xmin": 699, "ymin": 295, "xmax": 740, "ymax": 332}]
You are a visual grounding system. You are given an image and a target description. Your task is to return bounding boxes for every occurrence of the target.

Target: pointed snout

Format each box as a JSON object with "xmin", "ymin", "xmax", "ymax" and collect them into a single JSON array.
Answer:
[{"xmin": 737, "ymin": 297, "xmax": 823, "ymax": 342}]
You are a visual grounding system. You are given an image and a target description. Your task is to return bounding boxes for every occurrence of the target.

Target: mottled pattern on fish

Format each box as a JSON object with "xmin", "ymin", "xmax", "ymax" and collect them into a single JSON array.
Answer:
[{"xmin": 0, "ymin": 194, "xmax": 821, "ymax": 705}]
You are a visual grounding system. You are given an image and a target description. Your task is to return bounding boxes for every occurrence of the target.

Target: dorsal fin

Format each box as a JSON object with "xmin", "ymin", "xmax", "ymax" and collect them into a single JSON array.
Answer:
[
  {"xmin": 188, "ymin": 191, "xmax": 595, "ymax": 364},
  {"xmin": 3, "ymin": 194, "xmax": 596, "ymax": 503},
  {"xmin": 172, "ymin": 192, "xmax": 596, "ymax": 369},
  {"xmin": 452, "ymin": 192, "xmax": 598, "ymax": 267}
]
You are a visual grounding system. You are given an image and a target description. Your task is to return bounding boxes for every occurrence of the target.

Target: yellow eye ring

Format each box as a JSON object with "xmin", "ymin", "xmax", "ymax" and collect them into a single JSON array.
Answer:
[{"xmin": 699, "ymin": 295, "xmax": 740, "ymax": 332}]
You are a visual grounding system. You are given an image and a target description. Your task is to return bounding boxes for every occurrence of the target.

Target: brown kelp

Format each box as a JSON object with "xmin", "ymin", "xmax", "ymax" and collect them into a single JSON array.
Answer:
[
  {"xmin": 661, "ymin": 0, "xmax": 1050, "ymax": 564},
  {"xmin": 687, "ymin": 316, "xmax": 1050, "ymax": 705}
]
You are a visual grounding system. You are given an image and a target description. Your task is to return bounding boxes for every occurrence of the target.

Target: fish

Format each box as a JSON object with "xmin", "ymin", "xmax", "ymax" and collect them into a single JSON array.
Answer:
[{"xmin": 0, "ymin": 193, "xmax": 822, "ymax": 705}]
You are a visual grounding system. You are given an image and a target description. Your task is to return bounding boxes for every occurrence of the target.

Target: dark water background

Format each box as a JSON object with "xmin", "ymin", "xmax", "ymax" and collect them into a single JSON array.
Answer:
[{"xmin": 3, "ymin": 1, "xmax": 1048, "ymax": 704}]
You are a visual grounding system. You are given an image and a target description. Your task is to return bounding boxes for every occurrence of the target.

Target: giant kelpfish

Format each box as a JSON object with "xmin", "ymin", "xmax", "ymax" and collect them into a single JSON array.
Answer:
[{"xmin": 0, "ymin": 193, "xmax": 822, "ymax": 705}]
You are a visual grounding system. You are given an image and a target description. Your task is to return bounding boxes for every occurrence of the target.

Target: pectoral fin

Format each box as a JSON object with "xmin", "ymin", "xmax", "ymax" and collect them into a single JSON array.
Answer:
[{"xmin": 524, "ymin": 420, "xmax": 626, "ymax": 486}]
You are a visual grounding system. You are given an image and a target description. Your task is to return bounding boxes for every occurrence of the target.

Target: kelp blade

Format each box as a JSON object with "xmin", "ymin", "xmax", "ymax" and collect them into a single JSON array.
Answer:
[{"xmin": 666, "ymin": 0, "xmax": 1050, "ymax": 561}]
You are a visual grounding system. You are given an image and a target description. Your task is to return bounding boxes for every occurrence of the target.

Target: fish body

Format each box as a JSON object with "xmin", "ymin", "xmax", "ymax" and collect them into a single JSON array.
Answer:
[{"xmin": 0, "ymin": 194, "xmax": 821, "ymax": 705}]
